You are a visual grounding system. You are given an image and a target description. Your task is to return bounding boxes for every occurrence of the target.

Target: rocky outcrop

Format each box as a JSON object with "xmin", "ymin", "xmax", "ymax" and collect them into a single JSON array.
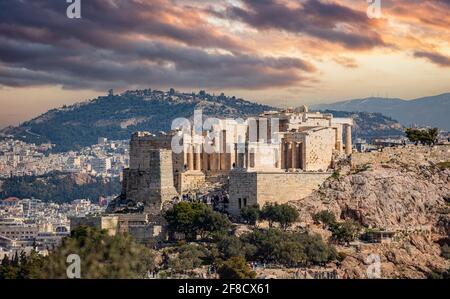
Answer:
[
  {"xmin": 294, "ymin": 165, "xmax": 449, "ymax": 230},
  {"xmin": 291, "ymin": 145, "xmax": 450, "ymax": 278}
]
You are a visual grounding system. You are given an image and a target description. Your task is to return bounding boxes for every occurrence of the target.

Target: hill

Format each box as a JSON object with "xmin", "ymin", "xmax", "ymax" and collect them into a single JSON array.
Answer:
[
  {"xmin": 320, "ymin": 110, "xmax": 404, "ymax": 141},
  {"xmin": 0, "ymin": 172, "xmax": 120, "ymax": 203},
  {"xmin": 1, "ymin": 89, "xmax": 272, "ymax": 152},
  {"xmin": 313, "ymin": 93, "xmax": 450, "ymax": 130},
  {"xmin": 1, "ymin": 88, "xmax": 404, "ymax": 151}
]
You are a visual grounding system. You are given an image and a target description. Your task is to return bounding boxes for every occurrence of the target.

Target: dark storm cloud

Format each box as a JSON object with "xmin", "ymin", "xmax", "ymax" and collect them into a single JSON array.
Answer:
[
  {"xmin": 414, "ymin": 51, "xmax": 450, "ymax": 67},
  {"xmin": 0, "ymin": 36, "xmax": 312, "ymax": 90},
  {"xmin": 0, "ymin": 0, "xmax": 243, "ymax": 51},
  {"xmin": 227, "ymin": 0, "xmax": 386, "ymax": 49},
  {"xmin": 0, "ymin": 0, "xmax": 316, "ymax": 90}
]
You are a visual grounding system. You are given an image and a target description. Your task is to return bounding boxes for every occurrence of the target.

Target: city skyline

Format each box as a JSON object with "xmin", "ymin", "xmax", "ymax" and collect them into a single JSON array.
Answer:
[{"xmin": 1, "ymin": 0, "xmax": 450, "ymax": 128}]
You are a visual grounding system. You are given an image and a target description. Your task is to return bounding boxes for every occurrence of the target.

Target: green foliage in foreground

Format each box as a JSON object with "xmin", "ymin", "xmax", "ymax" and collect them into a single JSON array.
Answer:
[
  {"xmin": 0, "ymin": 251, "xmax": 45, "ymax": 279},
  {"xmin": 0, "ymin": 226, "xmax": 156, "ymax": 279}
]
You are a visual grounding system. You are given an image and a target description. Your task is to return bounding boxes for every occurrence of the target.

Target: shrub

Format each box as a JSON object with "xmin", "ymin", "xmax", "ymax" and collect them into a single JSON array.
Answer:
[
  {"xmin": 312, "ymin": 211, "xmax": 337, "ymax": 228},
  {"xmin": 217, "ymin": 256, "xmax": 256, "ymax": 279},
  {"xmin": 168, "ymin": 244, "xmax": 207, "ymax": 273},
  {"xmin": 441, "ymin": 244, "xmax": 450, "ymax": 260}
]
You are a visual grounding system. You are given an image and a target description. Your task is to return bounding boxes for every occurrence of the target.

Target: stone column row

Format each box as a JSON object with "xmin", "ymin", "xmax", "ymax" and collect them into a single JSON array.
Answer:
[
  {"xmin": 186, "ymin": 132, "xmax": 248, "ymax": 171},
  {"xmin": 281, "ymin": 141, "xmax": 303, "ymax": 170},
  {"xmin": 186, "ymin": 144, "xmax": 203, "ymax": 171}
]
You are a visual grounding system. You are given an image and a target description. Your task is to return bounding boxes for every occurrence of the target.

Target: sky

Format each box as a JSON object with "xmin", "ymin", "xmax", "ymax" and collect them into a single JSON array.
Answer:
[{"xmin": 0, "ymin": 0, "xmax": 450, "ymax": 128}]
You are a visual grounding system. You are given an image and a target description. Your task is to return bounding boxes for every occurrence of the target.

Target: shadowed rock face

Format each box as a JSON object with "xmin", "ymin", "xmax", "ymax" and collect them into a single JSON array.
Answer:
[{"xmin": 290, "ymin": 145, "xmax": 450, "ymax": 278}]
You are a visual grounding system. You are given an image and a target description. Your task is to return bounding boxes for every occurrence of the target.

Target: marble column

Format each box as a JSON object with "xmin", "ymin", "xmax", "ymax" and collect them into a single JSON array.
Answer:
[
  {"xmin": 286, "ymin": 142, "xmax": 292, "ymax": 169},
  {"xmin": 345, "ymin": 125, "xmax": 352, "ymax": 155},
  {"xmin": 336, "ymin": 126, "xmax": 343, "ymax": 153},
  {"xmin": 220, "ymin": 130, "xmax": 227, "ymax": 170},
  {"xmin": 298, "ymin": 142, "xmax": 304, "ymax": 170},
  {"xmin": 187, "ymin": 144, "xmax": 194, "ymax": 171},
  {"xmin": 203, "ymin": 151, "xmax": 209, "ymax": 171},
  {"xmin": 292, "ymin": 142, "xmax": 298, "ymax": 169},
  {"xmin": 282, "ymin": 142, "xmax": 289, "ymax": 169},
  {"xmin": 233, "ymin": 143, "xmax": 238, "ymax": 169},
  {"xmin": 195, "ymin": 145, "xmax": 201, "ymax": 171}
]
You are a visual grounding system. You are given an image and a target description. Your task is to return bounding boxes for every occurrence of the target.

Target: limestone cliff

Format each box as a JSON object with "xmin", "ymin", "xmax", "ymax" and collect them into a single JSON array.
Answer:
[{"xmin": 291, "ymin": 145, "xmax": 450, "ymax": 278}]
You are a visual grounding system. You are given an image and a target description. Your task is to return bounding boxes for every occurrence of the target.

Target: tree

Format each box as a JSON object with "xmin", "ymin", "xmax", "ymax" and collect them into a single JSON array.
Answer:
[
  {"xmin": 261, "ymin": 203, "xmax": 299, "ymax": 230},
  {"xmin": 313, "ymin": 211, "xmax": 337, "ymax": 228},
  {"xmin": 405, "ymin": 128, "xmax": 439, "ymax": 146},
  {"xmin": 260, "ymin": 203, "xmax": 277, "ymax": 228},
  {"xmin": 164, "ymin": 201, "xmax": 199, "ymax": 240},
  {"xmin": 302, "ymin": 233, "xmax": 338, "ymax": 265},
  {"xmin": 240, "ymin": 204, "xmax": 260, "ymax": 225},
  {"xmin": 239, "ymin": 228, "xmax": 337, "ymax": 267},
  {"xmin": 165, "ymin": 202, "xmax": 231, "ymax": 241},
  {"xmin": 216, "ymin": 234, "xmax": 257, "ymax": 260},
  {"xmin": 217, "ymin": 256, "xmax": 256, "ymax": 279},
  {"xmin": 217, "ymin": 235, "xmax": 244, "ymax": 259},
  {"xmin": 195, "ymin": 207, "xmax": 231, "ymax": 239},
  {"xmin": 330, "ymin": 220, "xmax": 361, "ymax": 245}
]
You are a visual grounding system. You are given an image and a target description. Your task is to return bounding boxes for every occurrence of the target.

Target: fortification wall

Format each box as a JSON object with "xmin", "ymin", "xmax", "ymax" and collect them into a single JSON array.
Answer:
[
  {"xmin": 228, "ymin": 171, "xmax": 331, "ymax": 217},
  {"xmin": 351, "ymin": 145, "xmax": 450, "ymax": 167},
  {"xmin": 123, "ymin": 149, "xmax": 178, "ymax": 214}
]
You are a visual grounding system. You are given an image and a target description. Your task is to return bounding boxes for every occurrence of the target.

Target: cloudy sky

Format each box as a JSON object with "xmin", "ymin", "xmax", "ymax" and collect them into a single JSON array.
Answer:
[{"xmin": 0, "ymin": 0, "xmax": 450, "ymax": 128}]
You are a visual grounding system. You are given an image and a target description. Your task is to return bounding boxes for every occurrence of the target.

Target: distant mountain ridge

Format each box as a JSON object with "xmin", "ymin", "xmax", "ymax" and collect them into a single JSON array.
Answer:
[
  {"xmin": 1, "ymin": 88, "xmax": 404, "ymax": 152},
  {"xmin": 313, "ymin": 93, "xmax": 450, "ymax": 130}
]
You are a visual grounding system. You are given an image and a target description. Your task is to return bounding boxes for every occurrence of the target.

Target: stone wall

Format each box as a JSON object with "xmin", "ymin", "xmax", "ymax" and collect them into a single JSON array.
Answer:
[
  {"xmin": 351, "ymin": 144, "xmax": 450, "ymax": 167},
  {"xmin": 228, "ymin": 170, "xmax": 331, "ymax": 217},
  {"xmin": 304, "ymin": 128, "xmax": 336, "ymax": 171},
  {"xmin": 123, "ymin": 149, "xmax": 179, "ymax": 214},
  {"xmin": 180, "ymin": 172, "xmax": 206, "ymax": 193},
  {"xmin": 70, "ymin": 216, "xmax": 119, "ymax": 236},
  {"xmin": 128, "ymin": 224, "xmax": 165, "ymax": 243}
]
